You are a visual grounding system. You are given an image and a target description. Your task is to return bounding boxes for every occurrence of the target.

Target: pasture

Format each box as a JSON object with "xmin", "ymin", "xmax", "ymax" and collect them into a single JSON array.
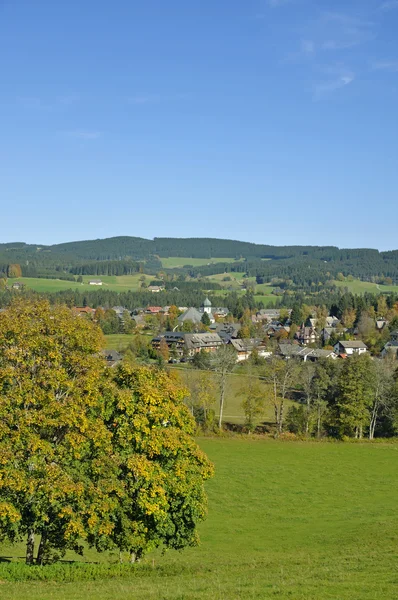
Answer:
[
  {"xmin": 1, "ymin": 438, "xmax": 397, "ymax": 599},
  {"xmin": 8, "ymin": 274, "xmax": 152, "ymax": 294},
  {"xmin": 334, "ymin": 278, "xmax": 398, "ymax": 295}
]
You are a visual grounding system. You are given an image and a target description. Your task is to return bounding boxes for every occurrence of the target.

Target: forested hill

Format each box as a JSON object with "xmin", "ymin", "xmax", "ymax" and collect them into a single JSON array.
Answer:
[
  {"xmin": 0, "ymin": 236, "xmax": 380, "ymax": 262},
  {"xmin": 1, "ymin": 237, "xmax": 398, "ymax": 284}
]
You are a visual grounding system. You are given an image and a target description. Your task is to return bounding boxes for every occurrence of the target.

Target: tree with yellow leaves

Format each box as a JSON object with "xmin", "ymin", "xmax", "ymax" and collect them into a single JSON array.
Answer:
[
  {"xmin": 109, "ymin": 364, "xmax": 214, "ymax": 562},
  {"xmin": 0, "ymin": 300, "xmax": 119, "ymax": 564},
  {"xmin": 0, "ymin": 300, "xmax": 214, "ymax": 565}
]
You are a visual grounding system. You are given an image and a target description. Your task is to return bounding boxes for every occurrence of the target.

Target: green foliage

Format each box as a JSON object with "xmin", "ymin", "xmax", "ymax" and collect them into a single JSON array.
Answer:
[{"xmin": 200, "ymin": 311, "xmax": 211, "ymax": 326}]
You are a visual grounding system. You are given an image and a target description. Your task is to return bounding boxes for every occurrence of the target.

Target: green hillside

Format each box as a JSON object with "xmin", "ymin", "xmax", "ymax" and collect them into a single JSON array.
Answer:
[{"xmin": 1, "ymin": 438, "xmax": 397, "ymax": 599}]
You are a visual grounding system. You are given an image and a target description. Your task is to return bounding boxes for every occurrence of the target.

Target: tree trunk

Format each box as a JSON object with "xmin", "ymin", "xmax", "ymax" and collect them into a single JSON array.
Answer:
[
  {"xmin": 369, "ymin": 401, "xmax": 379, "ymax": 440},
  {"xmin": 317, "ymin": 405, "xmax": 321, "ymax": 439},
  {"xmin": 218, "ymin": 374, "xmax": 226, "ymax": 429},
  {"xmin": 36, "ymin": 530, "xmax": 48, "ymax": 565},
  {"xmin": 26, "ymin": 529, "xmax": 35, "ymax": 565},
  {"xmin": 278, "ymin": 399, "xmax": 284, "ymax": 434}
]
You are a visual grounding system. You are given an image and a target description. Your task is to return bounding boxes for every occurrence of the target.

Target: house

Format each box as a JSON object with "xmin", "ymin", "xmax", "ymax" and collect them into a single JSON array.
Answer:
[
  {"xmin": 145, "ymin": 306, "xmax": 163, "ymax": 314},
  {"xmin": 12, "ymin": 282, "xmax": 23, "ymax": 290},
  {"xmin": 178, "ymin": 307, "xmax": 203, "ymax": 325},
  {"xmin": 112, "ymin": 306, "xmax": 128, "ymax": 319},
  {"xmin": 229, "ymin": 338, "xmax": 272, "ymax": 362},
  {"xmin": 177, "ymin": 298, "xmax": 229, "ymax": 327},
  {"xmin": 148, "ymin": 285, "xmax": 165, "ymax": 293},
  {"xmin": 278, "ymin": 343, "xmax": 337, "ymax": 362},
  {"xmin": 295, "ymin": 325, "xmax": 319, "ymax": 346},
  {"xmin": 89, "ymin": 279, "xmax": 102, "ymax": 286},
  {"xmin": 320, "ymin": 326, "xmax": 347, "ymax": 343},
  {"xmin": 391, "ymin": 330, "xmax": 398, "ymax": 342},
  {"xmin": 308, "ymin": 316, "xmax": 340, "ymax": 330},
  {"xmin": 101, "ymin": 349, "xmax": 122, "ymax": 367},
  {"xmin": 210, "ymin": 322, "xmax": 241, "ymax": 342},
  {"xmin": 376, "ymin": 318, "xmax": 388, "ymax": 330},
  {"xmin": 252, "ymin": 308, "xmax": 290, "ymax": 324},
  {"xmin": 381, "ymin": 341, "xmax": 398, "ymax": 358},
  {"xmin": 151, "ymin": 332, "xmax": 223, "ymax": 357},
  {"xmin": 333, "ymin": 340, "xmax": 368, "ymax": 356},
  {"xmin": 72, "ymin": 306, "xmax": 96, "ymax": 318}
]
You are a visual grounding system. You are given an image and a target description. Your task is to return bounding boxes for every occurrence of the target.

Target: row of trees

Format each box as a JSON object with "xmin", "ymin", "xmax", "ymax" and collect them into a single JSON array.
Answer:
[
  {"xmin": 182, "ymin": 350, "xmax": 398, "ymax": 438},
  {"xmin": 0, "ymin": 301, "xmax": 213, "ymax": 565}
]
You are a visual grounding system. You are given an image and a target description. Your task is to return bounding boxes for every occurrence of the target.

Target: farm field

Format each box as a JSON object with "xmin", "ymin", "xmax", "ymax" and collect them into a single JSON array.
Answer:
[
  {"xmin": 8, "ymin": 274, "xmax": 152, "ymax": 294},
  {"xmin": 1, "ymin": 438, "xmax": 397, "ymax": 599},
  {"xmin": 334, "ymin": 278, "xmax": 398, "ymax": 295},
  {"xmin": 160, "ymin": 257, "xmax": 243, "ymax": 268}
]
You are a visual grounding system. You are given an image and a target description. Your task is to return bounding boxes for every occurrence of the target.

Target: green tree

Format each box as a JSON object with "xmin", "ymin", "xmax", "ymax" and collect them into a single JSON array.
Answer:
[
  {"xmin": 336, "ymin": 354, "xmax": 375, "ymax": 438},
  {"xmin": 201, "ymin": 311, "xmax": 211, "ymax": 327},
  {"xmin": 122, "ymin": 310, "xmax": 136, "ymax": 334},
  {"xmin": 290, "ymin": 304, "xmax": 302, "ymax": 326}
]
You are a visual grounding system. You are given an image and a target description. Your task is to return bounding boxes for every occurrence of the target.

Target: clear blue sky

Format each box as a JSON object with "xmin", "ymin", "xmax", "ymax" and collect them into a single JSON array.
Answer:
[{"xmin": 1, "ymin": 0, "xmax": 397, "ymax": 249}]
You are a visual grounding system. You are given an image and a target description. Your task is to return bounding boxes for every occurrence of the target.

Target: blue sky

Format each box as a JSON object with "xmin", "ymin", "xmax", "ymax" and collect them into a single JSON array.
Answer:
[{"xmin": 1, "ymin": 0, "xmax": 397, "ymax": 250}]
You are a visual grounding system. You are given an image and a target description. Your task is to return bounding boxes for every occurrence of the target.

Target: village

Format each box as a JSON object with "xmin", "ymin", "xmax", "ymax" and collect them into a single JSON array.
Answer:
[{"xmin": 71, "ymin": 296, "xmax": 398, "ymax": 366}]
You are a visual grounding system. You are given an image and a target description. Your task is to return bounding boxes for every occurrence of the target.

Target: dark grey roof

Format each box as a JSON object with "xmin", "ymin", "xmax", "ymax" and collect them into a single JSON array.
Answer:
[
  {"xmin": 230, "ymin": 338, "xmax": 264, "ymax": 352},
  {"xmin": 336, "ymin": 340, "xmax": 367, "ymax": 349},
  {"xmin": 177, "ymin": 307, "xmax": 203, "ymax": 324}
]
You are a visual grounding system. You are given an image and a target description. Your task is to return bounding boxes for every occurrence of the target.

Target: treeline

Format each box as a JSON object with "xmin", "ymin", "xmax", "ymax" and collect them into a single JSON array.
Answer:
[{"xmin": 70, "ymin": 260, "xmax": 143, "ymax": 276}]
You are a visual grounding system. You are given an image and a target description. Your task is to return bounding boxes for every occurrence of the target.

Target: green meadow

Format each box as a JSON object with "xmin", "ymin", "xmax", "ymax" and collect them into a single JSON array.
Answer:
[
  {"xmin": 9, "ymin": 274, "xmax": 153, "ymax": 294},
  {"xmin": 1, "ymin": 438, "xmax": 397, "ymax": 599},
  {"xmin": 160, "ymin": 257, "xmax": 243, "ymax": 268},
  {"xmin": 334, "ymin": 278, "xmax": 398, "ymax": 295}
]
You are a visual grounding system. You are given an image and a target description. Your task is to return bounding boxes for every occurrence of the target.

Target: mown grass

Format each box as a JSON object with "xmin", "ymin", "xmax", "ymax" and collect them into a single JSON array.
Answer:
[
  {"xmin": 334, "ymin": 279, "xmax": 398, "ymax": 294},
  {"xmin": 9, "ymin": 274, "xmax": 153, "ymax": 294},
  {"xmin": 1, "ymin": 438, "xmax": 397, "ymax": 599},
  {"xmin": 160, "ymin": 257, "xmax": 243, "ymax": 268}
]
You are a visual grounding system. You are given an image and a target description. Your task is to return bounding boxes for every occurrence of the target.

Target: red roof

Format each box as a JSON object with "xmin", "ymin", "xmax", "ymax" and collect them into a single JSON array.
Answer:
[{"xmin": 146, "ymin": 306, "xmax": 162, "ymax": 313}]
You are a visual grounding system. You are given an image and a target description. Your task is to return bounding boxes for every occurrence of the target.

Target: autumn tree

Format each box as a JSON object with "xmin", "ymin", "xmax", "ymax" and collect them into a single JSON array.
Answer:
[
  {"xmin": 7, "ymin": 263, "xmax": 22, "ymax": 278},
  {"xmin": 264, "ymin": 357, "xmax": 297, "ymax": 434},
  {"xmin": 210, "ymin": 346, "xmax": 237, "ymax": 429},
  {"xmin": 109, "ymin": 365, "xmax": 214, "ymax": 561},
  {"xmin": 183, "ymin": 370, "xmax": 217, "ymax": 429},
  {"xmin": 158, "ymin": 338, "xmax": 170, "ymax": 363},
  {"xmin": 0, "ymin": 300, "xmax": 117, "ymax": 564},
  {"xmin": 238, "ymin": 365, "xmax": 265, "ymax": 433}
]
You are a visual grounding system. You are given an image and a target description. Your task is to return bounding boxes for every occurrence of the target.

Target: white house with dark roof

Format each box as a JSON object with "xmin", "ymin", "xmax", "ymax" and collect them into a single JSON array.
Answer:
[{"xmin": 333, "ymin": 340, "xmax": 368, "ymax": 356}]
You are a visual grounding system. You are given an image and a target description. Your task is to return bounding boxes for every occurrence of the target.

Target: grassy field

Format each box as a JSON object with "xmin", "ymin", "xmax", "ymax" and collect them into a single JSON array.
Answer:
[
  {"xmin": 160, "ymin": 257, "xmax": 243, "ymax": 268},
  {"xmin": 9, "ymin": 274, "xmax": 153, "ymax": 294},
  {"xmin": 1, "ymin": 438, "xmax": 397, "ymax": 599},
  {"xmin": 334, "ymin": 279, "xmax": 398, "ymax": 295},
  {"xmin": 174, "ymin": 366, "xmax": 292, "ymax": 426}
]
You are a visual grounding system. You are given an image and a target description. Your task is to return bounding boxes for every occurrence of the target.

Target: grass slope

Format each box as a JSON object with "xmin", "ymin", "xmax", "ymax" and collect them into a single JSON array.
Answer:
[
  {"xmin": 334, "ymin": 279, "xmax": 398, "ymax": 295},
  {"xmin": 2, "ymin": 439, "xmax": 398, "ymax": 599},
  {"xmin": 160, "ymin": 257, "xmax": 242, "ymax": 268},
  {"xmin": 9, "ymin": 274, "xmax": 152, "ymax": 294}
]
